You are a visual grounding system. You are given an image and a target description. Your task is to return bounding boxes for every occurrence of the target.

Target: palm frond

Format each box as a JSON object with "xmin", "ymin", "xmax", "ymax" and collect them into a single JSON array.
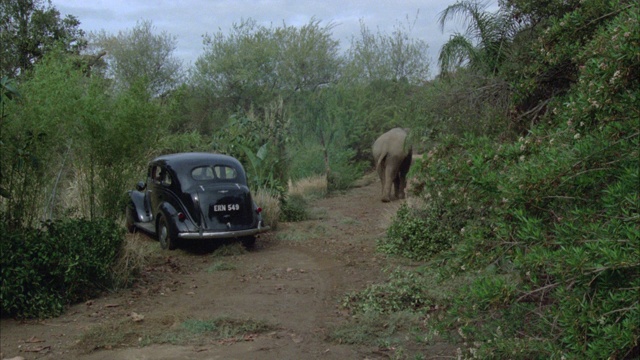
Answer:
[{"xmin": 438, "ymin": 34, "xmax": 477, "ymax": 75}]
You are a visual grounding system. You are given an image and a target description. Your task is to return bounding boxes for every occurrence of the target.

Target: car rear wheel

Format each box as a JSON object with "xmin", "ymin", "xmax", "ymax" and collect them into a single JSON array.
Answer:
[
  {"xmin": 241, "ymin": 236, "xmax": 256, "ymax": 249},
  {"xmin": 158, "ymin": 216, "xmax": 177, "ymax": 250}
]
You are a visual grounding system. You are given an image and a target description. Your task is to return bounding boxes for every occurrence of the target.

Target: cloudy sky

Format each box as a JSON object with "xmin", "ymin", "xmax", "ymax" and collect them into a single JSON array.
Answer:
[{"xmin": 53, "ymin": 0, "xmax": 481, "ymax": 75}]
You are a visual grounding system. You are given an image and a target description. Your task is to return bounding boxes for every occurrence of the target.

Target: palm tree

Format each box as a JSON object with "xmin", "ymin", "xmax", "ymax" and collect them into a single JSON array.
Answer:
[{"xmin": 437, "ymin": 0, "xmax": 516, "ymax": 76}]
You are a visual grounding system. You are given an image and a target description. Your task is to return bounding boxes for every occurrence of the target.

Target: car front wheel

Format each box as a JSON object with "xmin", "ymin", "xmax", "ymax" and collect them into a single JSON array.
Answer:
[{"xmin": 157, "ymin": 216, "xmax": 177, "ymax": 250}]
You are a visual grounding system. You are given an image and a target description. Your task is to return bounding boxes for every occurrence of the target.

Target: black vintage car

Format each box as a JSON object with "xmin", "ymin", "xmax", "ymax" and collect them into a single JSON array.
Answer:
[{"xmin": 126, "ymin": 152, "xmax": 269, "ymax": 250}]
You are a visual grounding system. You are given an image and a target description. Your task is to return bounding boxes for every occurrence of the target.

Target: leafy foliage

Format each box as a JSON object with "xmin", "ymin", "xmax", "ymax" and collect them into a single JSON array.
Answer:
[
  {"xmin": 0, "ymin": 0, "xmax": 86, "ymax": 77},
  {"xmin": 380, "ymin": 203, "xmax": 461, "ymax": 261},
  {"xmin": 0, "ymin": 218, "xmax": 124, "ymax": 318},
  {"xmin": 394, "ymin": 2, "xmax": 638, "ymax": 358},
  {"xmin": 279, "ymin": 193, "xmax": 309, "ymax": 222},
  {"xmin": 438, "ymin": 0, "xmax": 520, "ymax": 75},
  {"xmin": 90, "ymin": 20, "xmax": 183, "ymax": 96},
  {"xmin": 343, "ymin": 269, "xmax": 435, "ymax": 314},
  {"xmin": 3, "ymin": 5, "xmax": 636, "ymax": 359},
  {"xmin": 345, "ymin": 15, "xmax": 431, "ymax": 83}
]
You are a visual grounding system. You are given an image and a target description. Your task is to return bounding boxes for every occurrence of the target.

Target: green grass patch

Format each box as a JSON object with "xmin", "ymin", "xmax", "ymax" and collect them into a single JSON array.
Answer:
[
  {"xmin": 206, "ymin": 260, "xmax": 237, "ymax": 272},
  {"xmin": 210, "ymin": 242, "xmax": 247, "ymax": 257},
  {"xmin": 76, "ymin": 315, "xmax": 277, "ymax": 352},
  {"xmin": 275, "ymin": 222, "xmax": 328, "ymax": 242}
]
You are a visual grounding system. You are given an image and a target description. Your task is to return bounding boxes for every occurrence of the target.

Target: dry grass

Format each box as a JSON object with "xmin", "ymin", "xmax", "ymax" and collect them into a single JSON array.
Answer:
[
  {"xmin": 353, "ymin": 171, "xmax": 378, "ymax": 188},
  {"xmin": 111, "ymin": 233, "xmax": 158, "ymax": 289},
  {"xmin": 254, "ymin": 175, "xmax": 329, "ymax": 230},
  {"xmin": 288, "ymin": 175, "xmax": 327, "ymax": 200},
  {"xmin": 254, "ymin": 188, "xmax": 281, "ymax": 230}
]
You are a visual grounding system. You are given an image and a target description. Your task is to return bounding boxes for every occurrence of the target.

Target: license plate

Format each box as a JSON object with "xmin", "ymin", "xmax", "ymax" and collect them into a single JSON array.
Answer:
[{"xmin": 213, "ymin": 204, "xmax": 240, "ymax": 212}]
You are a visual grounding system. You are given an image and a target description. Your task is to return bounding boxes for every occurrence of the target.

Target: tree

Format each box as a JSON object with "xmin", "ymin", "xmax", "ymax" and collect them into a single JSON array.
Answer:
[
  {"xmin": 90, "ymin": 20, "xmax": 183, "ymax": 96},
  {"xmin": 191, "ymin": 18, "xmax": 342, "ymax": 124},
  {"xmin": 0, "ymin": 0, "xmax": 85, "ymax": 77},
  {"xmin": 437, "ymin": 0, "xmax": 517, "ymax": 75},
  {"xmin": 192, "ymin": 18, "xmax": 280, "ymax": 112},
  {"xmin": 345, "ymin": 15, "xmax": 431, "ymax": 84},
  {"xmin": 275, "ymin": 18, "xmax": 342, "ymax": 92}
]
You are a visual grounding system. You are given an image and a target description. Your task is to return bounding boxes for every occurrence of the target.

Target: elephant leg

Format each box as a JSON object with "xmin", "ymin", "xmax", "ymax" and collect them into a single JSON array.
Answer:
[
  {"xmin": 396, "ymin": 151, "xmax": 412, "ymax": 199},
  {"xmin": 396, "ymin": 176, "xmax": 407, "ymax": 199},
  {"xmin": 376, "ymin": 155, "xmax": 387, "ymax": 198},
  {"xmin": 383, "ymin": 159, "xmax": 399, "ymax": 202},
  {"xmin": 393, "ymin": 173, "xmax": 399, "ymax": 198},
  {"xmin": 393, "ymin": 174, "xmax": 403, "ymax": 200}
]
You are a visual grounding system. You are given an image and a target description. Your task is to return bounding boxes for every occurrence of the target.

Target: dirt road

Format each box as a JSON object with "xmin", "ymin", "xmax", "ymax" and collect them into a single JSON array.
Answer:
[{"xmin": 1, "ymin": 176, "xmax": 455, "ymax": 360}]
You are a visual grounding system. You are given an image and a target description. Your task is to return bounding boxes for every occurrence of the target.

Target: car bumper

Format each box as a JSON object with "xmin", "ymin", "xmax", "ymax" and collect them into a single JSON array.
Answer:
[{"xmin": 177, "ymin": 224, "xmax": 270, "ymax": 240}]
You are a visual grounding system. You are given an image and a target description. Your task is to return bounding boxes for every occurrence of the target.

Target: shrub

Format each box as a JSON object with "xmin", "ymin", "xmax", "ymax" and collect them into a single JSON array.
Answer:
[
  {"xmin": 279, "ymin": 193, "xmax": 309, "ymax": 222},
  {"xmin": 379, "ymin": 204, "xmax": 460, "ymax": 261},
  {"xmin": 411, "ymin": 5, "xmax": 640, "ymax": 358},
  {"xmin": 342, "ymin": 269, "xmax": 435, "ymax": 314},
  {"xmin": 0, "ymin": 218, "xmax": 124, "ymax": 318},
  {"xmin": 325, "ymin": 148, "xmax": 368, "ymax": 192}
]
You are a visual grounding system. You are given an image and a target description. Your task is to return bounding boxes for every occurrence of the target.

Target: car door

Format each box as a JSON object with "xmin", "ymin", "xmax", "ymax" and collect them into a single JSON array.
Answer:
[{"xmin": 148, "ymin": 164, "xmax": 172, "ymax": 218}]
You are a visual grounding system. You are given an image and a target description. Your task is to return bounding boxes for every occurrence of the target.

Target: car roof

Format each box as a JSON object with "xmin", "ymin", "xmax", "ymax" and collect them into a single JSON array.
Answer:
[
  {"xmin": 151, "ymin": 152, "xmax": 241, "ymax": 167},
  {"xmin": 150, "ymin": 152, "xmax": 247, "ymax": 182}
]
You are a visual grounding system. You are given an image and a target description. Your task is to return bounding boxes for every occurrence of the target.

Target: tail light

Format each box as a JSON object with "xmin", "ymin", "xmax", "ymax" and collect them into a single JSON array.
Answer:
[
  {"xmin": 177, "ymin": 212, "xmax": 186, "ymax": 221},
  {"xmin": 255, "ymin": 207, "xmax": 262, "ymax": 214}
]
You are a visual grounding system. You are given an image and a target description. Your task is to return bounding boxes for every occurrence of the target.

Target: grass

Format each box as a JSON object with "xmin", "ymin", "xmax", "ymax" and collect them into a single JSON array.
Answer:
[
  {"xmin": 275, "ymin": 222, "xmax": 328, "ymax": 242},
  {"xmin": 210, "ymin": 242, "xmax": 247, "ymax": 257},
  {"xmin": 254, "ymin": 175, "xmax": 328, "ymax": 229},
  {"xmin": 328, "ymin": 310, "xmax": 427, "ymax": 348},
  {"xmin": 288, "ymin": 175, "xmax": 327, "ymax": 200},
  {"xmin": 206, "ymin": 260, "xmax": 237, "ymax": 272},
  {"xmin": 330, "ymin": 262, "xmax": 467, "ymax": 357},
  {"xmin": 254, "ymin": 188, "xmax": 281, "ymax": 230},
  {"xmin": 76, "ymin": 314, "xmax": 277, "ymax": 352},
  {"xmin": 111, "ymin": 233, "xmax": 159, "ymax": 289},
  {"xmin": 339, "ymin": 217, "xmax": 359, "ymax": 225}
]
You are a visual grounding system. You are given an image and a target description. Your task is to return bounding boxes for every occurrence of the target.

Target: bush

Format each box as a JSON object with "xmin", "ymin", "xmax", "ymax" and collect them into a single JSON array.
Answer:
[
  {"xmin": 0, "ymin": 218, "xmax": 124, "ymax": 318},
  {"xmin": 410, "ymin": 5, "xmax": 640, "ymax": 357},
  {"xmin": 379, "ymin": 204, "xmax": 460, "ymax": 261},
  {"xmin": 342, "ymin": 269, "xmax": 435, "ymax": 314},
  {"xmin": 279, "ymin": 193, "xmax": 309, "ymax": 222}
]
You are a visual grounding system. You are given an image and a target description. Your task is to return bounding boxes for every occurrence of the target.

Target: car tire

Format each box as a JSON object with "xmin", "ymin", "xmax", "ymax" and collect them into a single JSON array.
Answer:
[
  {"xmin": 125, "ymin": 204, "xmax": 137, "ymax": 233},
  {"xmin": 241, "ymin": 236, "xmax": 256, "ymax": 249},
  {"xmin": 157, "ymin": 215, "xmax": 177, "ymax": 250}
]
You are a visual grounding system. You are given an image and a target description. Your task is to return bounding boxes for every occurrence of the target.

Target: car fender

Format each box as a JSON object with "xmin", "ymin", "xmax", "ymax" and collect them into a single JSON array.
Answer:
[
  {"xmin": 129, "ymin": 190, "xmax": 152, "ymax": 223},
  {"xmin": 157, "ymin": 202, "xmax": 194, "ymax": 235}
]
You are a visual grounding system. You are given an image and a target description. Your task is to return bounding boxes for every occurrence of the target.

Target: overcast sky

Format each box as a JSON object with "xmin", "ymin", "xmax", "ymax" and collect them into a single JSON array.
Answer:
[{"xmin": 53, "ymin": 0, "xmax": 484, "ymax": 76}]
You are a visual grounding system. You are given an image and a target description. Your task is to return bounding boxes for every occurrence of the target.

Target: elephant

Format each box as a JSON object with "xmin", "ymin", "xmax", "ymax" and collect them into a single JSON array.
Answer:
[{"xmin": 372, "ymin": 128, "xmax": 412, "ymax": 202}]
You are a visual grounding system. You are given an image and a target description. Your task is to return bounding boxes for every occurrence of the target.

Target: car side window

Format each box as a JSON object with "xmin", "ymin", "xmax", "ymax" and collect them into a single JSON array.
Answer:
[
  {"xmin": 151, "ymin": 166, "xmax": 172, "ymax": 186},
  {"xmin": 161, "ymin": 171, "xmax": 172, "ymax": 186},
  {"xmin": 151, "ymin": 166, "xmax": 160, "ymax": 183}
]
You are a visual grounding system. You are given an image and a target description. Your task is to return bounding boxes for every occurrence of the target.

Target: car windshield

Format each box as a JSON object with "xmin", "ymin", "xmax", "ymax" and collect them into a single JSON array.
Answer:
[{"xmin": 191, "ymin": 165, "xmax": 237, "ymax": 181}]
